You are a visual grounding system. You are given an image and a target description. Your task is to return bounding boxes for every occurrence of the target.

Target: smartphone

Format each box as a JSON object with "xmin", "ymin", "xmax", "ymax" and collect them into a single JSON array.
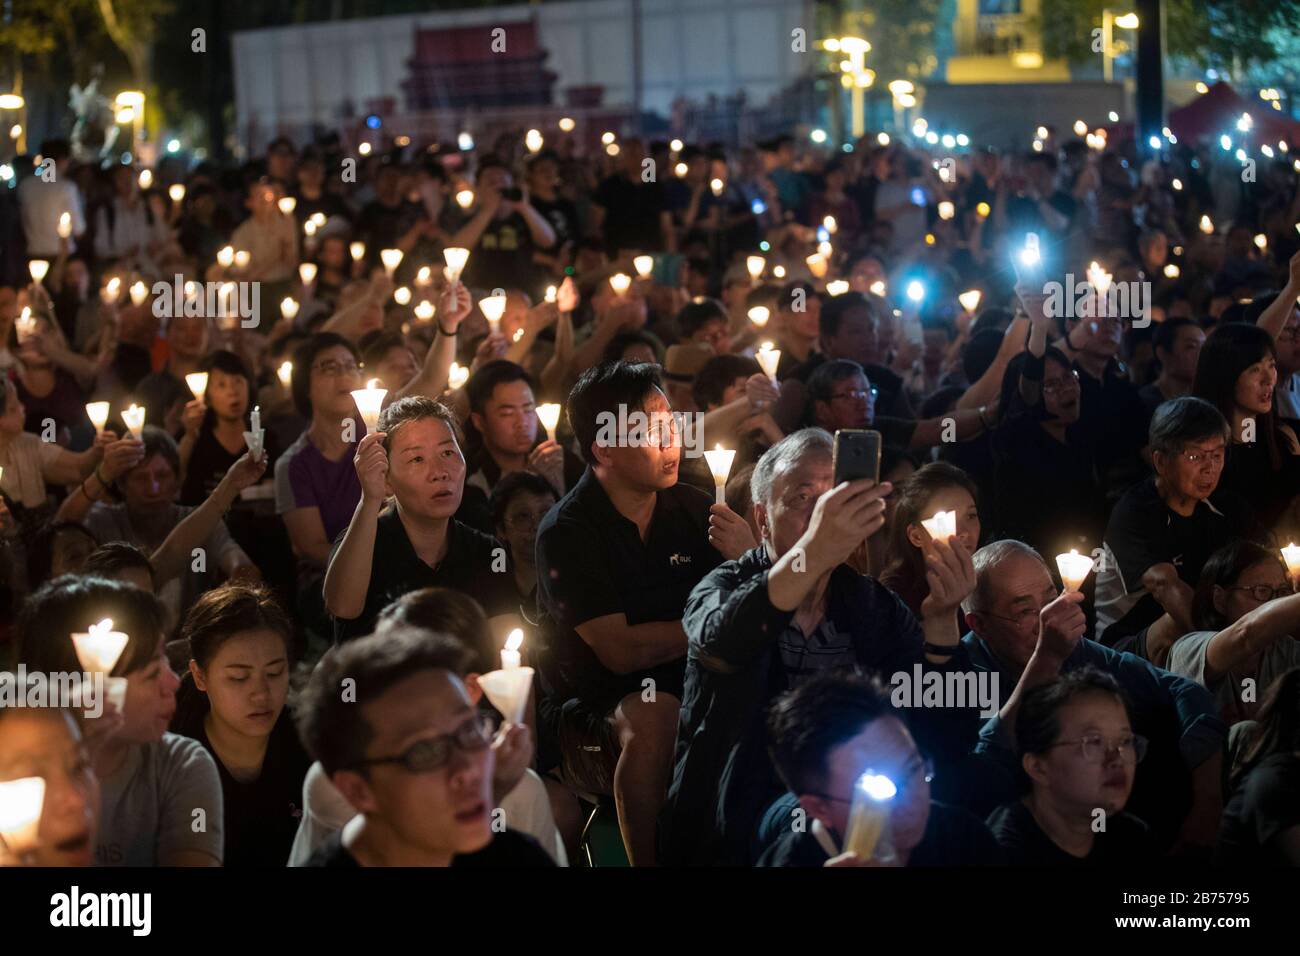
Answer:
[{"xmin": 832, "ymin": 429, "xmax": 882, "ymax": 486}]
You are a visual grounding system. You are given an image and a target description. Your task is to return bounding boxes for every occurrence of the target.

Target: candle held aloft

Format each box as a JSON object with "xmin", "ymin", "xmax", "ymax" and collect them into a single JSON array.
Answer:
[
  {"xmin": 28, "ymin": 259, "xmax": 49, "ymax": 284},
  {"xmin": 609, "ymin": 273, "xmax": 632, "ymax": 296},
  {"xmin": 350, "ymin": 379, "xmax": 388, "ymax": 435},
  {"xmin": 756, "ymin": 343, "xmax": 781, "ymax": 383},
  {"xmin": 920, "ymin": 510, "xmax": 957, "ymax": 543},
  {"xmin": 277, "ymin": 361, "xmax": 293, "ymax": 389},
  {"xmin": 746, "ymin": 255, "xmax": 765, "ymax": 279},
  {"xmin": 380, "ymin": 248, "xmax": 403, "ymax": 277},
  {"xmin": 185, "ymin": 372, "xmax": 208, "ymax": 400},
  {"xmin": 748, "ymin": 306, "xmax": 770, "ymax": 328},
  {"xmin": 85, "ymin": 402, "xmax": 111, "ymax": 434},
  {"xmin": 121, "ymin": 403, "xmax": 146, "ymax": 440},
  {"xmin": 633, "ymin": 255, "xmax": 654, "ymax": 278},
  {"xmin": 479, "ymin": 294, "xmax": 507, "ymax": 336},
  {"xmin": 1282, "ymin": 543, "xmax": 1300, "ymax": 582},
  {"xmin": 448, "ymin": 362, "xmax": 470, "ymax": 391},
  {"xmin": 703, "ymin": 445, "xmax": 736, "ymax": 504},
  {"xmin": 1056, "ymin": 549, "xmax": 1093, "ymax": 592},
  {"xmin": 443, "ymin": 247, "xmax": 469, "ymax": 281},
  {"xmin": 501, "ymin": 629, "xmax": 524, "ymax": 670},
  {"xmin": 129, "ymin": 281, "xmax": 148, "ymax": 307}
]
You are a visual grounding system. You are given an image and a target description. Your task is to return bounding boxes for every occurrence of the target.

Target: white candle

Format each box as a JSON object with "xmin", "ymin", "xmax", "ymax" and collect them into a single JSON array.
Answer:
[
  {"xmin": 756, "ymin": 342, "xmax": 781, "ymax": 384},
  {"xmin": 544, "ymin": 285, "xmax": 557, "ymax": 304},
  {"xmin": 746, "ymin": 255, "xmax": 765, "ymax": 279},
  {"xmin": 234, "ymin": 250, "xmax": 251, "ymax": 270},
  {"xmin": 350, "ymin": 241, "xmax": 365, "ymax": 261},
  {"xmin": 0, "ymin": 777, "xmax": 46, "ymax": 855},
  {"xmin": 609, "ymin": 273, "xmax": 632, "ymax": 296},
  {"xmin": 703, "ymin": 445, "xmax": 736, "ymax": 505},
  {"xmin": 920, "ymin": 510, "xmax": 957, "ymax": 542},
  {"xmin": 823, "ymin": 215, "xmax": 837, "ymax": 234},
  {"xmin": 57, "ymin": 211, "xmax": 73, "ymax": 238},
  {"xmin": 70, "ymin": 618, "xmax": 130, "ymax": 714},
  {"xmin": 633, "ymin": 255, "xmax": 654, "ymax": 278},
  {"xmin": 826, "ymin": 279, "xmax": 850, "ymax": 296},
  {"xmin": 414, "ymin": 300, "xmax": 435, "ymax": 322},
  {"xmin": 28, "ymin": 259, "xmax": 49, "ymax": 284},
  {"xmin": 277, "ymin": 196, "xmax": 296, "ymax": 215},
  {"xmin": 121, "ymin": 403, "xmax": 146, "ymax": 440},
  {"xmin": 448, "ymin": 362, "xmax": 469, "ymax": 391},
  {"xmin": 277, "ymin": 361, "xmax": 293, "ymax": 389},
  {"xmin": 479, "ymin": 294, "xmax": 507, "ymax": 336},
  {"xmin": 298, "ymin": 262, "xmax": 317, "ymax": 287},
  {"xmin": 129, "ymin": 281, "xmax": 148, "ymax": 307},
  {"xmin": 85, "ymin": 402, "xmax": 111, "ymax": 434},
  {"xmin": 748, "ymin": 306, "xmax": 770, "ymax": 328},
  {"xmin": 15, "ymin": 307, "xmax": 36, "ymax": 343},
  {"xmin": 185, "ymin": 372, "xmax": 208, "ymax": 400},
  {"xmin": 394, "ymin": 286, "xmax": 412, "ymax": 306},
  {"xmin": 281, "ymin": 297, "xmax": 299, "ymax": 321},
  {"xmin": 380, "ymin": 248, "xmax": 403, "ymax": 277},
  {"xmin": 1282, "ymin": 543, "xmax": 1300, "ymax": 583},
  {"xmin": 958, "ymin": 289, "xmax": 982, "ymax": 313},
  {"xmin": 443, "ymin": 247, "xmax": 469, "ymax": 281},
  {"xmin": 1056, "ymin": 549, "xmax": 1093, "ymax": 592},
  {"xmin": 456, "ymin": 189, "xmax": 475, "ymax": 209},
  {"xmin": 502, "ymin": 628, "xmax": 524, "ymax": 670},
  {"xmin": 537, "ymin": 403, "xmax": 561, "ymax": 444},
  {"xmin": 416, "ymin": 265, "xmax": 432, "ymax": 287},
  {"xmin": 138, "ymin": 169, "xmax": 153, "ymax": 190},
  {"xmin": 103, "ymin": 276, "xmax": 122, "ymax": 304},
  {"xmin": 217, "ymin": 246, "xmax": 234, "ymax": 268},
  {"xmin": 250, "ymin": 405, "xmax": 261, "ymax": 435},
  {"xmin": 350, "ymin": 379, "xmax": 387, "ymax": 435}
]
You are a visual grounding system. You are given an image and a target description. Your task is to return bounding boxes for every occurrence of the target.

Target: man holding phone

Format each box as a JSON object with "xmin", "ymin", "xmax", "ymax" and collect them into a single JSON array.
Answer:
[
  {"xmin": 453, "ymin": 157, "xmax": 557, "ymax": 296},
  {"xmin": 661, "ymin": 427, "xmax": 976, "ymax": 865}
]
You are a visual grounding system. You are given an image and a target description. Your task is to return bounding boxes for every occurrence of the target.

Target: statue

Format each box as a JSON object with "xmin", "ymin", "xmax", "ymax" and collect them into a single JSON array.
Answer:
[{"xmin": 69, "ymin": 69, "xmax": 119, "ymax": 163}]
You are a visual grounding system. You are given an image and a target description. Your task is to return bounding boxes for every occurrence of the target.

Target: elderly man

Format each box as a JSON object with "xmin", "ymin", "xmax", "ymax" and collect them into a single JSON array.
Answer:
[
  {"xmin": 961, "ymin": 539, "xmax": 1227, "ymax": 856},
  {"xmin": 661, "ymin": 427, "xmax": 977, "ymax": 865}
]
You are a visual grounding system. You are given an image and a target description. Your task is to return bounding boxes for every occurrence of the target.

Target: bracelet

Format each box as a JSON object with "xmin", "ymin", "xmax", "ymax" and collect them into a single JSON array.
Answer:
[
  {"xmin": 923, "ymin": 642, "xmax": 958, "ymax": 657},
  {"xmin": 437, "ymin": 322, "xmax": 459, "ymax": 336}
]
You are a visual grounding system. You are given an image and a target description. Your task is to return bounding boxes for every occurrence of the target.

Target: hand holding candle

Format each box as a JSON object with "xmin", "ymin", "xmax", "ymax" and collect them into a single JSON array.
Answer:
[
  {"xmin": 479, "ymin": 294, "xmax": 507, "ymax": 337},
  {"xmin": 703, "ymin": 445, "xmax": 736, "ymax": 505},
  {"xmin": 443, "ymin": 247, "xmax": 469, "ymax": 282},
  {"xmin": 1056, "ymin": 548, "xmax": 1093, "ymax": 592},
  {"xmin": 185, "ymin": 372, "xmax": 208, "ymax": 400},
  {"xmin": 120, "ymin": 403, "xmax": 146, "ymax": 441},
  {"xmin": 756, "ymin": 342, "xmax": 781, "ymax": 384},
  {"xmin": 1282, "ymin": 543, "xmax": 1300, "ymax": 587},
  {"xmin": 477, "ymin": 628, "xmax": 535, "ymax": 725},
  {"xmin": 920, "ymin": 510, "xmax": 956, "ymax": 543},
  {"xmin": 71, "ymin": 618, "xmax": 130, "ymax": 714},
  {"xmin": 85, "ymin": 402, "xmax": 111, "ymax": 435},
  {"xmin": 244, "ymin": 405, "xmax": 265, "ymax": 460},
  {"xmin": 350, "ymin": 379, "xmax": 387, "ymax": 435}
]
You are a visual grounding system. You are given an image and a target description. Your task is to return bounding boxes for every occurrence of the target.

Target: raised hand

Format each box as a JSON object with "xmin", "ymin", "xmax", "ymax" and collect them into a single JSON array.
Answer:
[{"xmin": 353, "ymin": 431, "xmax": 389, "ymax": 504}]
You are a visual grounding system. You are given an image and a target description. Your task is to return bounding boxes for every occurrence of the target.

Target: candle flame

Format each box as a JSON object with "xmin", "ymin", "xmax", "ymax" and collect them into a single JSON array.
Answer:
[{"xmin": 505, "ymin": 629, "xmax": 524, "ymax": 652}]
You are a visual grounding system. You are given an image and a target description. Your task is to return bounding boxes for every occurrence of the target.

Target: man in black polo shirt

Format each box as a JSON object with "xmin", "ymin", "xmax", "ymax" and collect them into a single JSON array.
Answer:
[
  {"xmin": 534, "ymin": 361, "xmax": 720, "ymax": 866},
  {"xmin": 323, "ymin": 395, "xmax": 515, "ymax": 644}
]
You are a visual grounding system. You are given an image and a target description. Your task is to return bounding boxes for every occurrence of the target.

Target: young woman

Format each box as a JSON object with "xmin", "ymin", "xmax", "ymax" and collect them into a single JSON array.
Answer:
[
  {"xmin": 986, "ymin": 668, "xmax": 1155, "ymax": 865},
  {"xmin": 15, "ymin": 575, "xmax": 224, "ymax": 866},
  {"xmin": 0, "ymin": 679, "xmax": 100, "ymax": 867},
  {"xmin": 1192, "ymin": 322, "xmax": 1300, "ymax": 530},
  {"xmin": 1217, "ymin": 666, "xmax": 1300, "ymax": 865},
  {"xmin": 180, "ymin": 349, "xmax": 278, "ymax": 503},
  {"xmin": 1163, "ymin": 540, "xmax": 1300, "ymax": 724},
  {"xmin": 490, "ymin": 470, "xmax": 560, "ymax": 613},
  {"xmin": 879, "ymin": 461, "xmax": 982, "ymax": 618},
  {"xmin": 172, "ymin": 583, "xmax": 310, "ymax": 867}
]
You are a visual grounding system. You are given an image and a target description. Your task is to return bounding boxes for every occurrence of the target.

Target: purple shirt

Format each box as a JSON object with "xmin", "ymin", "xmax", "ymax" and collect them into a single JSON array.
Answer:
[{"xmin": 274, "ymin": 430, "xmax": 361, "ymax": 550}]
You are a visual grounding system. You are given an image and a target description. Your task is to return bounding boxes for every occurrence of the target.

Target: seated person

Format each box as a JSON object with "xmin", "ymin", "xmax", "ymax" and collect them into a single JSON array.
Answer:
[
  {"xmin": 758, "ymin": 671, "xmax": 1003, "ymax": 867},
  {"xmin": 664, "ymin": 428, "xmax": 975, "ymax": 866},
  {"xmin": 0, "ymin": 676, "xmax": 100, "ymax": 867},
  {"xmin": 1216, "ymin": 666, "xmax": 1300, "ymax": 865},
  {"xmin": 296, "ymin": 627, "xmax": 555, "ymax": 867},
  {"xmin": 15, "ymin": 576, "xmax": 224, "ymax": 865},
  {"xmin": 534, "ymin": 361, "xmax": 721, "ymax": 866},
  {"xmin": 963, "ymin": 540, "xmax": 1226, "ymax": 853},
  {"xmin": 82, "ymin": 541, "xmax": 155, "ymax": 593},
  {"xmin": 1165, "ymin": 540, "xmax": 1300, "ymax": 724},
  {"xmin": 289, "ymin": 587, "xmax": 570, "ymax": 866},
  {"xmin": 324, "ymin": 396, "xmax": 516, "ymax": 643},
  {"xmin": 1095, "ymin": 396, "xmax": 1254, "ymax": 648},
  {"xmin": 170, "ymin": 584, "xmax": 311, "ymax": 867},
  {"xmin": 490, "ymin": 471, "xmax": 560, "ymax": 613},
  {"xmin": 987, "ymin": 668, "xmax": 1157, "ymax": 865}
]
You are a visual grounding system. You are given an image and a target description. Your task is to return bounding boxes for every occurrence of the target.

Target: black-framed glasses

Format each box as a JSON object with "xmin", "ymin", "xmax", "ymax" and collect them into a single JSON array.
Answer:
[
  {"xmin": 312, "ymin": 359, "xmax": 361, "ymax": 378},
  {"xmin": 1227, "ymin": 584, "xmax": 1294, "ymax": 603},
  {"xmin": 1049, "ymin": 732, "xmax": 1147, "ymax": 765},
  {"xmin": 978, "ymin": 606, "xmax": 1043, "ymax": 628},
  {"xmin": 805, "ymin": 757, "xmax": 935, "ymax": 803},
  {"xmin": 353, "ymin": 712, "xmax": 497, "ymax": 773}
]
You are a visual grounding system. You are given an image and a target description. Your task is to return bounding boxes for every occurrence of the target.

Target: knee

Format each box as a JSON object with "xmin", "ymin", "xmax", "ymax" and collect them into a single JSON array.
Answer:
[{"xmin": 615, "ymin": 692, "xmax": 680, "ymax": 752}]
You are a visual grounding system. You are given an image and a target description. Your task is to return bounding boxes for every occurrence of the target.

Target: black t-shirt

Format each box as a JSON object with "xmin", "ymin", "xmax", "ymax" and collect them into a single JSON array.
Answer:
[
  {"xmin": 1216, "ymin": 753, "xmax": 1300, "ymax": 867},
  {"xmin": 530, "ymin": 196, "xmax": 579, "ymax": 253},
  {"xmin": 462, "ymin": 212, "xmax": 538, "ymax": 293},
  {"xmin": 180, "ymin": 424, "xmax": 282, "ymax": 505},
  {"xmin": 305, "ymin": 828, "xmax": 555, "ymax": 867},
  {"xmin": 758, "ymin": 802, "xmax": 1005, "ymax": 867},
  {"xmin": 985, "ymin": 800, "xmax": 1155, "ymax": 865},
  {"xmin": 356, "ymin": 198, "xmax": 423, "ymax": 253},
  {"xmin": 534, "ymin": 468, "xmax": 720, "ymax": 709},
  {"xmin": 331, "ymin": 509, "xmax": 517, "ymax": 643},
  {"xmin": 592, "ymin": 175, "xmax": 667, "ymax": 255}
]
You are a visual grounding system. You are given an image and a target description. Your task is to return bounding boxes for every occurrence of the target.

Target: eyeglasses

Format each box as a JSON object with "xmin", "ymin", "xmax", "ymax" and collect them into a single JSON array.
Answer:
[
  {"xmin": 805, "ymin": 757, "xmax": 935, "ymax": 804},
  {"xmin": 1041, "ymin": 370, "xmax": 1080, "ymax": 395},
  {"xmin": 312, "ymin": 359, "xmax": 361, "ymax": 378},
  {"xmin": 353, "ymin": 712, "xmax": 497, "ymax": 773},
  {"xmin": 1180, "ymin": 448, "xmax": 1225, "ymax": 468},
  {"xmin": 1049, "ymin": 732, "xmax": 1148, "ymax": 765},
  {"xmin": 979, "ymin": 606, "xmax": 1043, "ymax": 628},
  {"xmin": 830, "ymin": 386, "xmax": 879, "ymax": 403},
  {"xmin": 1227, "ymin": 584, "xmax": 1294, "ymax": 603}
]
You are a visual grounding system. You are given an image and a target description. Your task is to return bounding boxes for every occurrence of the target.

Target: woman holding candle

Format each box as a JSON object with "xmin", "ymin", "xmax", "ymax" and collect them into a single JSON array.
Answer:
[
  {"xmin": 15, "ymin": 576, "xmax": 225, "ymax": 866},
  {"xmin": 180, "ymin": 351, "xmax": 276, "ymax": 504},
  {"xmin": 10, "ymin": 313, "xmax": 98, "ymax": 446},
  {"xmin": 171, "ymin": 584, "xmax": 311, "ymax": 867}
]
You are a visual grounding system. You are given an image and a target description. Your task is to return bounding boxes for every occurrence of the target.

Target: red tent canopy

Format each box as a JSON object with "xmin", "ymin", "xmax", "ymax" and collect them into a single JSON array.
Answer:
[{"xmin": 1168, "ymin": 81, "xmax": 1300, "ymax": 146}]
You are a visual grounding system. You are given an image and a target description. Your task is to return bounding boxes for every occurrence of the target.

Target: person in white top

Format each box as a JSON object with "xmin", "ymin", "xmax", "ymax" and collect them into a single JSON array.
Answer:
[
  {"xmin": 93, "ymin": 165, "xmax": 170, "ymax": 264},
  {"xmin": 228, "ymin": 178, "xmax": 298, "ymax": 283},
  {"xmin": 17, "ymin": 139, "xmax": 86, "ymax": 258}
]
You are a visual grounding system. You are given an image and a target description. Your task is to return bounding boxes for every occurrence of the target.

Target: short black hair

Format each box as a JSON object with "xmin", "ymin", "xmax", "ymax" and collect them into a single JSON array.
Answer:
[
  {"xmin": 375, "ymin": 589, "xmax": 493, "ymax": 677},
  {"xmin": 295, "ymin": 627, "xmax": 472, "ymax": 776},
  {"xmin": 490, "ymin": 470, "xmax": 559, "ymax": 532},
  {"xmin": 358, "ymin": 330, "xmax": 409, "ymax": 371},
  {"xmin": 692, "ymin": 354, "xmax": 760, "ymax": 410},
  {"xmin": 675, "ymin": 298, "xmax": 728, "ymax": 340},
  {"xmin": 292, "ymin": 332, "xmax": 359, "ymax": 418},
  {"xmin": 466, "ymin": 359, "xmax": 534, "ymax": 415},
  {"xmin": 1152, "ymin": 316, "xmax": 1199, "ymax": 355},
  {"xmin": 767, "ymin": 671, "xmax": 896, "ymax": 795},
  {"xmin": 39, "ymin": 139, "xmax": 71, "ymax": 161},
  {"xmin": 1148, "ymin": 395, "xmax": 1230, "ymax": 458},
  {"xmin": 16, "ymin": 575, "xmax": 166, "ymax": 677},
  {"xmin": 604, "ymin": 330, "xmax": 663, "ymax": 365},
  {"xmin": 1014, "ymin": 667, "xmax": 1130, "ymax": 757},
  {"xmin": 820, "ymin": 291, "xmax": 876, "ymax": 340},
  {"xmin": 82, "ymin": 542, "xmax": 154, "ymax": 587},
  {"xmin": 567, "ymin": 361, "xmax": 664, "ymax": 464},
  {"xmin": 133, "ymin": 426, "xmax": 181, "ymax": 484}
]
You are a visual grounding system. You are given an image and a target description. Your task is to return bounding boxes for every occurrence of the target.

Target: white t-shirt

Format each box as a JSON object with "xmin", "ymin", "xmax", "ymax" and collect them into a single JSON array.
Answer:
[
  {"xmin": 1165, "ymin": 629, "xmax": 1300, "ymax": 725},
  {"xmin": 18, "ymin": 174, "xmax": 86, "ymax": 257},
  {"xmin": 96, "ymin": 733, "xmax": 224, "ymax": 866},
  {"xmin": 0, "ymin": 431, "xmax": 61, "ymax": 509},
  {"xmin": 286, "ymin": 761, "xmax": 568, "ymax": 866}
]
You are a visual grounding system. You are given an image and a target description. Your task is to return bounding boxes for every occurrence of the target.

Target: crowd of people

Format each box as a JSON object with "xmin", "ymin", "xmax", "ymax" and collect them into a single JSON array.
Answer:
[{"xmin": 1, "ymin": 118, "xmax": 1299, "ymax": 869}]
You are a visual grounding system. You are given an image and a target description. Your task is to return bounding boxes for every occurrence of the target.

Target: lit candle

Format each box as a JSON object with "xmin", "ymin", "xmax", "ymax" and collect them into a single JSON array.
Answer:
[
  {"xmin": 756, "ymin": 342, "xmax": 781, "ymax": 384},
  {"xmin": 633, "ymin": 255, "xmax": 654, "ymax": 278},
  {"xmin": 958, "ymin": 289, "xmax": 982, "ymax": 313},
  {"xmin": 121, "ymin": 403, "xmax": 146, "ymax": 440},
  {"xmin": 28, "ymin": 259, "xmax": 49, "ymax": 284},
  {"xmin": 544, "ymin": 285, "xmax": 557, "ymax": 304},
  {"xmin": 57, "ymin": 212, "xmax": 72, "ymax": 238},
  {"xmin": 920, "ymin": 510, "xmax": 957, "ymax": 542},
  {"xmin": 609, "ymin": 273, "xmax": 632, "ymax": 296},
  {"xmin": 826, "ymin": 279, "xmax": 850, "ymax": 296},
  {"xmin": 1056, "ymin": 548, "xmax": 1093, "ymax": 592},
  {"xmin": 1087, "ymin": 261, "xmax": 1112, "ymax": 296},
  {"xmin": 1200, "ymin": 215, "xmax": 1214, "ymax": 235},
  {"xmin": 773, "ymin": 265, "xmax": 787, "ymax": 279},
  {"xmin": 416, "ymin": 265, "xmax": 432, "ymax": 287},
  {"xmin": 250, "ymin": 404, "xmax": 261, "ymax": 435},
  {"xmin": 1282, "ymin": 543, "xmax": 1300, "ymax": 584},
  {"xmin": 245, "ymin": 404, "xmax": 264, "ymax": 459},
  {"xmin": 217, "ymin": 246, "xmax": 234, "ymax": 268},
  {"xmin": 806, "ymin": 253, "xmax": 828, "ymax": 278},
  {"xmin": 310, "ymin": 212, "xmax": 326, "ymax": 229},
  {"xmin": 277, "ymin": 361, "xmax": 293, "ymax": 389},
  {"xmin": 380, "ymin": 248, "xmax": 403, "ymax": 277},
  {"xmin": 350, "ymin": 241, "xmax": 365, "ymax": 261},
  {"xmin": 1164, "ymin": 264, "xmax": 1181, "ymax": 278},
  {"xmin": 85, "ymin": 402, "xmax": 111, "ymax": 435},
  {"xmin": 703, "ymin": 445, "xmax": 736, "ymax": 504},
  {"xmin": 746, "ymin": 255, "xmax": 765, "ymax": 280},
  {"xmin": 350, "ymin": 379, "xmax": 387, "ymax": 435},
  {"xmin": 277, "ymin": 196, "xmax": 296, "ymax": 215},
  {"xmin": 456, "ymin": 189, "xmax": 475, "ymax": 209},
  {"xmin": 818, "ymin": 241, "xmax": 833, "ymax": 258},
  {"xmin": 443, "ymin": 247, "xmax": 470, "ymax": 281},
  {"xmin": 185, "ymin": 372, "xmax": 208, "ymax": 400},
  {"xmin": 479, "ymin": 294, "xmax": 507, "ymax": 336},
  {"xmin": 938, "ymin": 201, "xmax": 955, "ymax": 220},
  {"xmin": 234, "ymin": 250, "xmax": 251, "ymax": 270},
  {"xmin": 501, "ymin": 628, "xmax": 524, "ymax": 670},
  {"xmin": 869, "ymin": 280, "xmax": 886, "ymax": 297},
  {"xmin": 129, "ymin": 281, "xmax": 148, "ymax": 307},
  {"xmin": 15, "ymin": 307, "xmax": 36, "ymax": 343},
  {"xmin": 102, "ymin": 276, "xmax": 122, "ymax": 304},
  {"xmin": 281, "ymin": 297, "xmax": 299, "ymax": 321},
  {"xmin": 71, "ymin": 617, "xmax": 130, "ymax": 713},
  {"xmin": 525, "ymin": 129, "xmax": 544, "ymax": 152},
  {"xmin": 299, "ymin": 262, "xmax": 317, "ymax": 287},
  {"xmin": 1254, "ymin": 233, "xmax": 1267, "ymax": 251},
  {"xmin": 748, "ymin": 306, "xmax": 770, "ymax": 328},
  {"xmin": 710, "ymin": 178, "xmax": 725, "ymax": 196},
  {"xmin": 0, "ymin": 777, "xmax": 46, "ymax": 857},
  {"xmin": 414, "ymin": 300, "xmax": 435, "ymax": 322},
  {"xmin": 823, "ymin": 215, "xmax": 837, "ymax": 234},
  {"xmin": 537, "ymin": 403, "xmax": 561, "ymax": 443},
  {"xmin": 394, "ymin": 286, "xmax": 412, "ymax": 306}
]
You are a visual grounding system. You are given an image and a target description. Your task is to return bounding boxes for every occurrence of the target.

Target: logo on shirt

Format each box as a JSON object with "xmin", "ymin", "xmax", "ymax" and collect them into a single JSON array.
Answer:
[{"xmin": 669, "ymin": 553, "xmax": 692, "ymax": 567}]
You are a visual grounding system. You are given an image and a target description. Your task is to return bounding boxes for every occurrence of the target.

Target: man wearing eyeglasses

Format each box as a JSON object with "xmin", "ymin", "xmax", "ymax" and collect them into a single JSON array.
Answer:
[
  {"xmin": 1095, "ymin": 397, "xmax": 1256, "ymax": 651},
  {"xmin": 758, "ymin": 671, "xmax": 1003, "ymax": 867},
  {"xmin": 961, "ymin": 539, "xmax": 1226, "ymax": 856},
  {"xmin": 298, "ymin": 627, "xmax": 554, "ymax": 867}
]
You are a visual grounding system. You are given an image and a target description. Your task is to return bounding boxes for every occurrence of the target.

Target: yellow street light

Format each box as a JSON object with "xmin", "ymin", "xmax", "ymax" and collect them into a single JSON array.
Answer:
[
  {"xmin": 0, "ymin": 94, "xmax": 23, "ymax": 110},
  {"xmin": 1114, "ymin": 13, "xmax": 1140, "ymax": 29}
]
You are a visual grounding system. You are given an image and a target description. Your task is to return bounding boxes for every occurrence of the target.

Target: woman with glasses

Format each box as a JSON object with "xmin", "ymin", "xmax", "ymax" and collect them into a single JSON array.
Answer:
[
  {"xmin": 987, "ymin": 667, "xmax": 1155, "ymax": 865},
  {"xmin": 169, "ymin": 583, "xmax": 309, "ymax": 867},
  {"xmin": 1165, "ymin": 540, "xmax": 1300, "ymax": 725},
  {"xmin": 1193, "ymin": 322, "xmax": 1300, "ymax": 531}
]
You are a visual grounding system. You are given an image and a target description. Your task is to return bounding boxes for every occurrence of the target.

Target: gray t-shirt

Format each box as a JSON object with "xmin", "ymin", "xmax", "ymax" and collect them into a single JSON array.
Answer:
[
  {"xmin": 1165, "ymin": 629, "xmax": 1300, "ymax": 725},
  {"xmin": 96, "ymin": 733, "xmax": 224, "ymax": 866}
]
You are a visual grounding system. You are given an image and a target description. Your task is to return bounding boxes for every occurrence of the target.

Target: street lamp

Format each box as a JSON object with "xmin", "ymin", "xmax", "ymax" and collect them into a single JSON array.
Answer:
[
  {"xmin": 115, "ymin": 91, "xmax": 146, "ymax": 154},
  {"xmin": 1102, "ymin": 11, "xmax": 1139, "ymax": 84},
  {"xmin": 832, "ymin": 35, "xmax": 873, "ymax": 139}
]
